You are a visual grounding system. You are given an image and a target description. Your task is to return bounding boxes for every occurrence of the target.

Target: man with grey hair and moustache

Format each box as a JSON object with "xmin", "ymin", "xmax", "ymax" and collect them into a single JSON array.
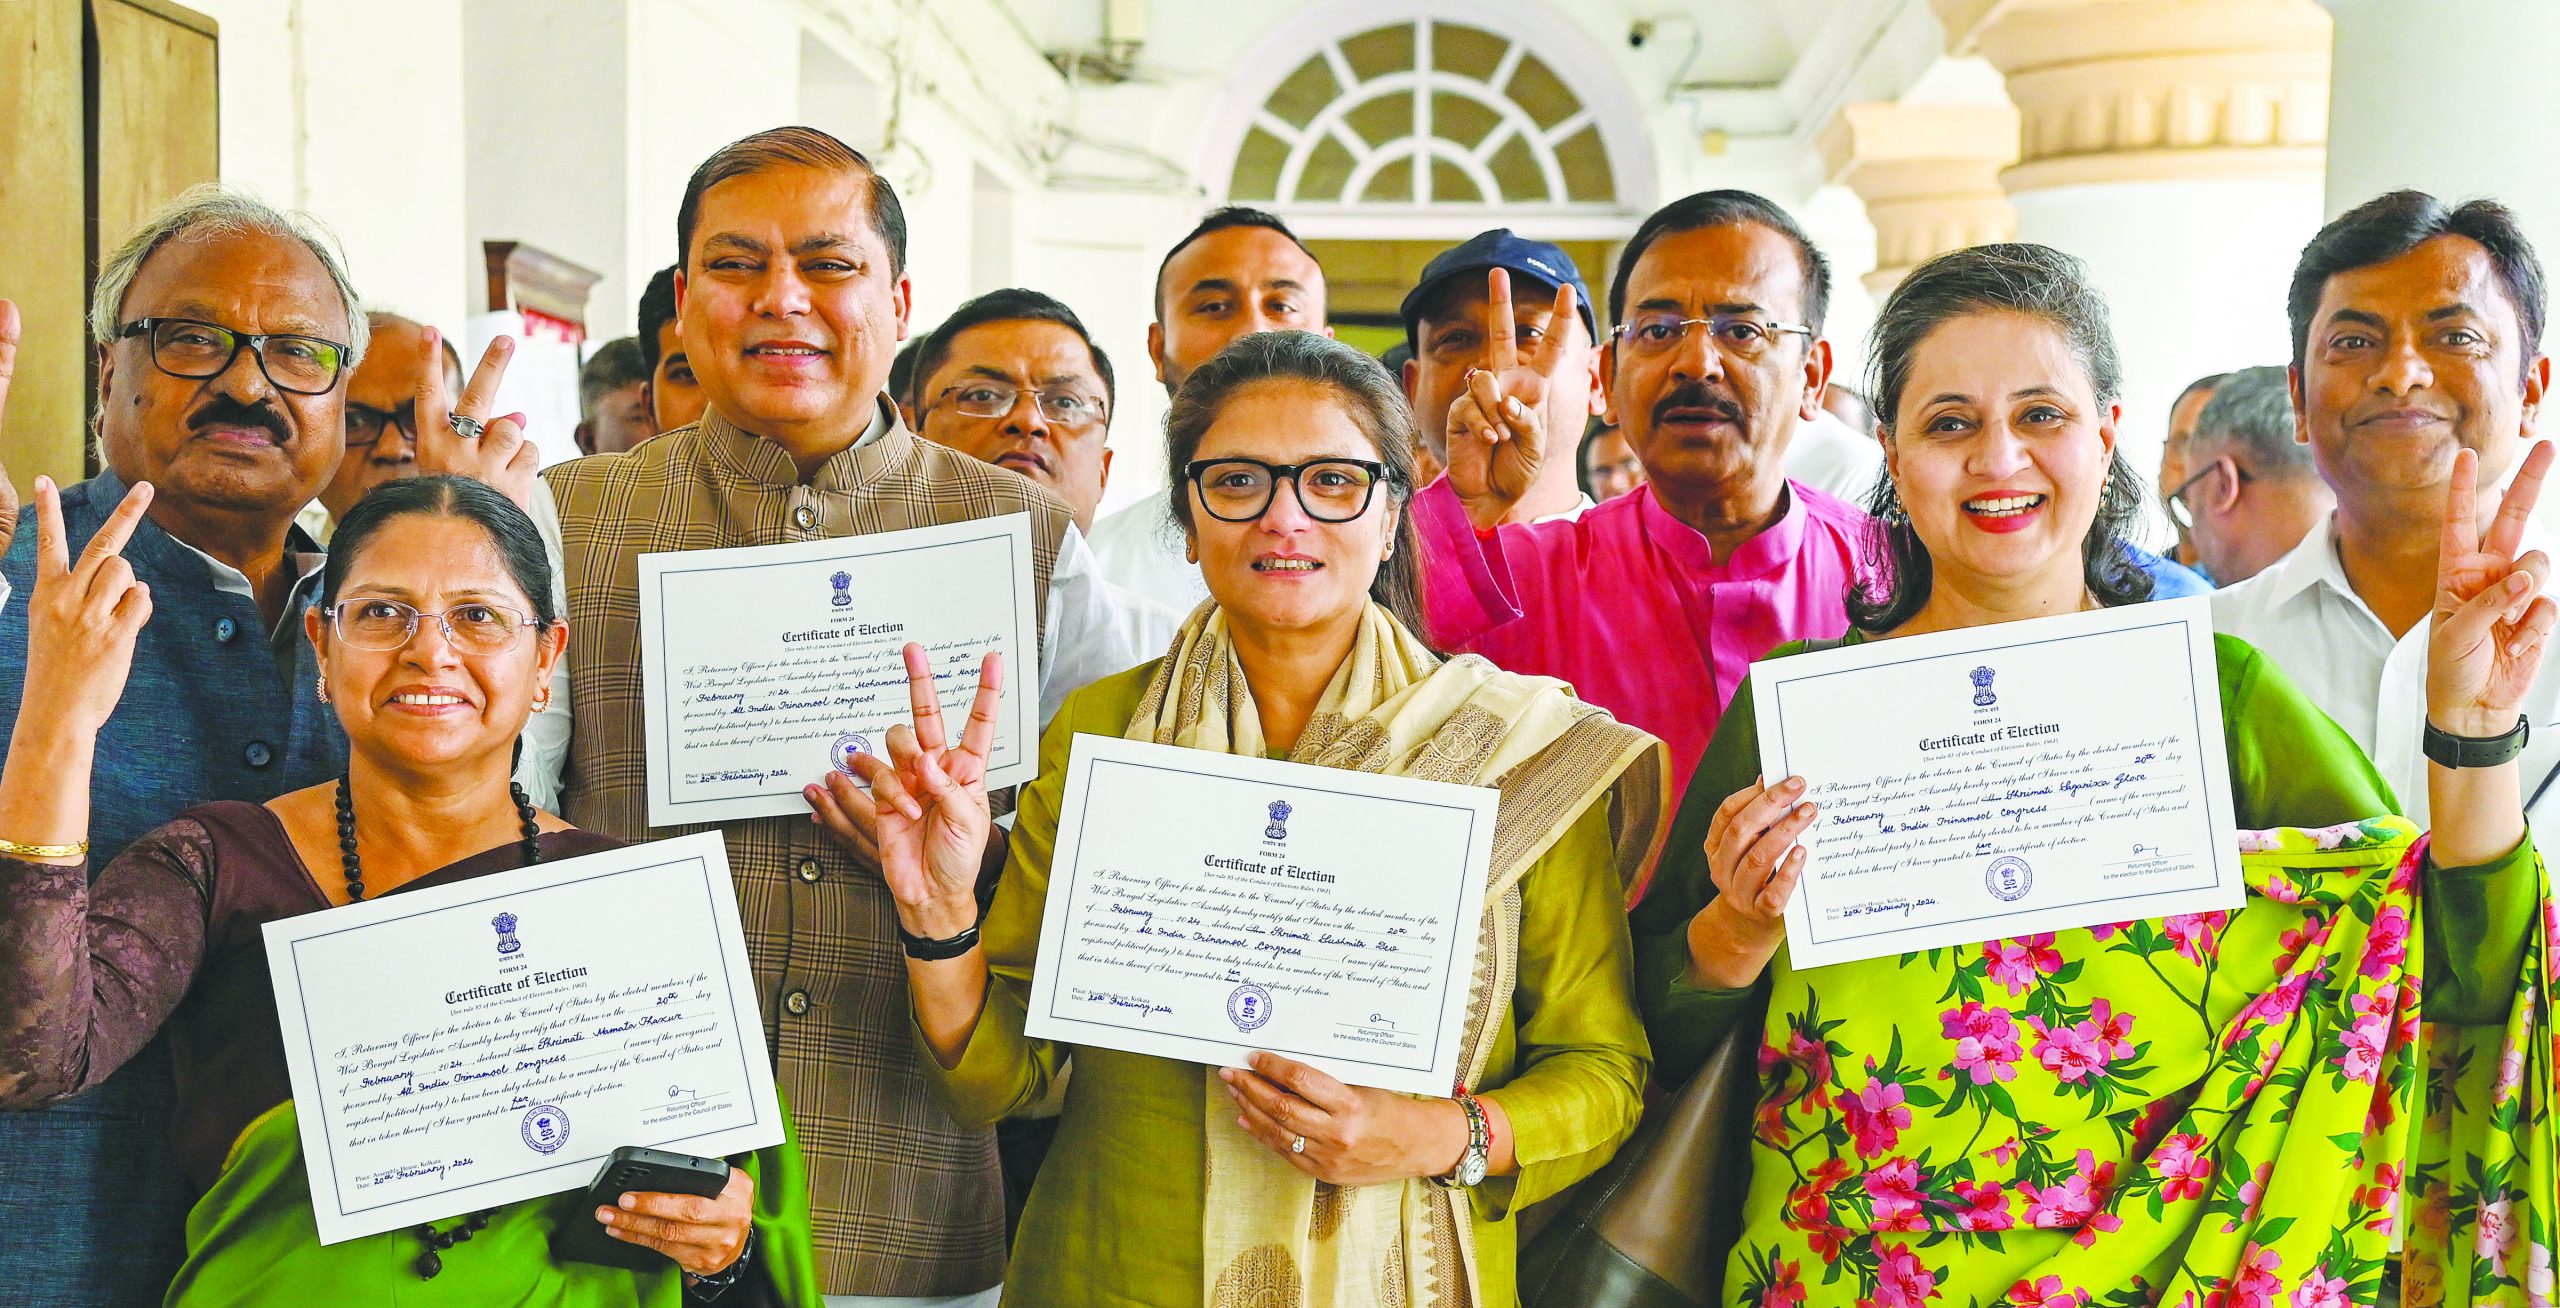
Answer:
[
  {"xmin": 0, "ymin": 185, "xmax": 531, "ymax": 1305},
  {"xmin": 2167, "ymin": 365, "xmax": 2333, "ymax": 585}
]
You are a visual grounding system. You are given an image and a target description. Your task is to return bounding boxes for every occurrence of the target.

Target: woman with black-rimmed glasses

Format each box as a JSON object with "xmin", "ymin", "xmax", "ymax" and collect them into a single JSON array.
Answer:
[{"xmin": 827, "ymin": 331, "xmax": 1664, "ymax": 1307}]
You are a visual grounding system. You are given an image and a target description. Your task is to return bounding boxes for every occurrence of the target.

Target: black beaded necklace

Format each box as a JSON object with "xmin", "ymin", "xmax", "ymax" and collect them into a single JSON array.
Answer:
[{"xmin": 332, "ymin": 774, "xmax": 544, "ymax": 1278}]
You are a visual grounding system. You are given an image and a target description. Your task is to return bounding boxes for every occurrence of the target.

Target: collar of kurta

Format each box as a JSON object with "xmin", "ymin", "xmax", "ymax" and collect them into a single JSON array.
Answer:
[
  {"xmin": 89, "ymin": 467, "xmax": 327, "ymax": 601},
  {"xmin": 694, "ymin": 395, "xmax": 908, "ymax": 493},
  {"xmin": 1633, "ymin": 477, "xmax": 1811, "ymax": 577}
]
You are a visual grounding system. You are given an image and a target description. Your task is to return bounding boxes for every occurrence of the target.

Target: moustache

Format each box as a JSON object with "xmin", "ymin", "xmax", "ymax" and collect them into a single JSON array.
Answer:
[
  {"xmin": 188, "ymin": 396, "xmax": 292, "ymax": 445},
  {"xmin": 1652, "ymin": 383, "xmax": 1744, "ymax": 428}
]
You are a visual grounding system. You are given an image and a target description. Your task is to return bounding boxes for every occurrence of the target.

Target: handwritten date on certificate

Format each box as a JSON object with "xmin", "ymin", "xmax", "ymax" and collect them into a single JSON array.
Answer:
[
  {"xmin": 1025, "ymin": 736, "xmax": 1497, "ymax": 1096},
  {"xmin": 1750, "ymin": 599, "xmax": 2243, "ymax": 967}
]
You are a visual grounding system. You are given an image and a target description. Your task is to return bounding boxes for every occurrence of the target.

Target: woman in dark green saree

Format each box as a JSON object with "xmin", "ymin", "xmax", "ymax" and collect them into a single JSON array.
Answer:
[{"xmin": 0, "ymin": 475, "xmax": 819, "ymax": 1305}]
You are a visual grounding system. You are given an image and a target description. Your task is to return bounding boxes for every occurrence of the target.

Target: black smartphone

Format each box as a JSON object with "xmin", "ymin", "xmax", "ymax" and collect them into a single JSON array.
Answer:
[{"xmin": 552, "ymin": 1145, "xmax": 733, "ymax": 1272}]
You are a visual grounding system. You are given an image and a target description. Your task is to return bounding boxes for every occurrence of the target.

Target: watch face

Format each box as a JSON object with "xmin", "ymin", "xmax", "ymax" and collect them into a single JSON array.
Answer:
[{"xmin": 1459, "ymin": 1153, "xmax": 1488, "ymax": 1186}]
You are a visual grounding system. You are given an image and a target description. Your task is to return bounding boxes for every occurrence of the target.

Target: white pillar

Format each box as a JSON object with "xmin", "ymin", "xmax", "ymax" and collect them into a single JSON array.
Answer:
[
  {"xmin": 1938, "ymin": 0, "xmax": 2333, "ymax": 495},
  {"xmin": 2321, "ymin": 0, "xmax": 2560, "ymax": 298}
]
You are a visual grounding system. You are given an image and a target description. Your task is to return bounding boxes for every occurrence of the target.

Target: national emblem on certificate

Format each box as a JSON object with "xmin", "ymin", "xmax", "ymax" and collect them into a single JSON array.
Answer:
[
  {"xmin": 1747, "ymin": 598, "xmax": 2245, "ymax": 968},
  {"xmin": 636, "ymin": 514, "xmax": 1041, "ymax": 827},
  {"xmin": 261, "ymin": 833, "xmax": 784, "ymax": 1244},
  {"xmin": 1023, "ymin": 736, "xmax": 1498, "ymax": 1096}
]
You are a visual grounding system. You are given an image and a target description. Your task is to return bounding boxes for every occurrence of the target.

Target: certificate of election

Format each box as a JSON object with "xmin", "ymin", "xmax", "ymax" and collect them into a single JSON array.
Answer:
[
  {"xmin": 638, "ymin": 514, "xmax": 1039, "ymax": 827},
  {"xmin": 1025, "ymin": 736, "xmax": 1497, "ymax": 1095},
  {"xmin": 1748, "ymin": 598, "xmax": 2241, "ymax": 969},
  {"xmin": 263, "ymin": 833, "xmax": 783, "ymax": 1243}
]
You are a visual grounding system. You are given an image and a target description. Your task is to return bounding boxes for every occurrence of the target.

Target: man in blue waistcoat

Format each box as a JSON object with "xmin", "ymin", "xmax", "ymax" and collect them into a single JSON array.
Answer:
[{"xmin": 0, "ymin": 185, "xmax": 530, "ymax": 1305}]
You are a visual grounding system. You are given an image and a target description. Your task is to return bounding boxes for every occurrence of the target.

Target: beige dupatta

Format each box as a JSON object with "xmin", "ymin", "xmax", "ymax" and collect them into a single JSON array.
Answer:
[{"xmin": 1120, "ymin": 603, "xmax": 1665, "ymax": 1308}]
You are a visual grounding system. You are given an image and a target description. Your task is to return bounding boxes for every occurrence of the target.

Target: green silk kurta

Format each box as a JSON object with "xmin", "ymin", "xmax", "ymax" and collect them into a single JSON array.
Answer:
[{"xmin": 921, "ymin": 661, "xmax": 1653, "ymax": 1307}]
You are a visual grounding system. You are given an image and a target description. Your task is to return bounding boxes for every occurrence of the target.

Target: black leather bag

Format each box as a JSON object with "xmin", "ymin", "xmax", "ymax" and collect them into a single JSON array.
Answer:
[{"xmin": 1517, "ymin": 1018, "xmax": 1761, "ymax": 1308}]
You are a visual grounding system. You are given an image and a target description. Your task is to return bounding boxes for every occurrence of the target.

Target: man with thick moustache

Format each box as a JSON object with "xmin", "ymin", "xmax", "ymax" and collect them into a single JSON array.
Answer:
[
  {"xmin": 538, "ymin": 126, "xmax": 1147, "ymax": 1306},
  {"xmin": 0, "ymin": 187, "xmax": 531, "ymax": 1307},
  {"xmin": 1087, "ymin": 207, "xmax": 1329, "ymax": 613},
  {"xmin": 1417, "ymin": 190, "xmax": 1869, "ymax": 807}
]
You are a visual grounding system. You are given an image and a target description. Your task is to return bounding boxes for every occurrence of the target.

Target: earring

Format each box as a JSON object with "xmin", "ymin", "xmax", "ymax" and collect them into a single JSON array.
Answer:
[
  {"xmin": 532, "ymin": 691, "xmax": 551, "ymax": 714},
  {"xmin": 315, "ymin": 675, "xmax": 329, "ymax": 704}
]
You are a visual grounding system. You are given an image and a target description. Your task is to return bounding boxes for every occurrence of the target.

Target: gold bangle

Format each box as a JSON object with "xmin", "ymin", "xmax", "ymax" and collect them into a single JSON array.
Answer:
[{"xmin": 0, "ymin": 837, "xmax": 87, "ymax": 859}]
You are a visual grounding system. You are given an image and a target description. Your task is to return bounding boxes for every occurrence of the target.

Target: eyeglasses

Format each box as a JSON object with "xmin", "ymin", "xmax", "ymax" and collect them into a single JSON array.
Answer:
[
  {"xmin": 328, "ymin": 599, "xmax": 541, "ymax": 655},
  {"xmin": 1611, "ymin": 313, "xmax": 1814, "ymax": 361},
  {"xmin": 931, "ymin": 382, "xmax": 1107, "ymax": 429},
  {"xmin": 2163, "ymin": 457, "xmax": 2252, "ymax": 531},
  {"xmin": 1185, "ymin": 458, "xmax": 1393, "ymax": 524},
  {"xmin": 116, "ymin": 317, "xmax": 349, "ymax": 395},
  {"xmin": 343, "ymin": 401, "xmax": 420, "ymax": 450}
]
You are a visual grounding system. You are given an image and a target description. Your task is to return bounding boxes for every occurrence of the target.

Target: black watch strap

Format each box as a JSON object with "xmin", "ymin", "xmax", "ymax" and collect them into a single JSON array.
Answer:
[
  {"xmin": 2423, "ymin": 714, "xmax": 2531, "ymax": 769},
  {"xmin": 896, "ymin": 916, "xmax": 983, "ymax": 961},
  {"xmin": 682, "ymin": 1224, "xmax": 753, "ymax": 1301}
]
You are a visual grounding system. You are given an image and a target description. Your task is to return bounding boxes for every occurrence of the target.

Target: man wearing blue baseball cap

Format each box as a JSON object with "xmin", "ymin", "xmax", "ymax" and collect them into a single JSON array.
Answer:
[{"xmin": 1399, "ymin": 230, "xmax": 1607, "ymax": 523}]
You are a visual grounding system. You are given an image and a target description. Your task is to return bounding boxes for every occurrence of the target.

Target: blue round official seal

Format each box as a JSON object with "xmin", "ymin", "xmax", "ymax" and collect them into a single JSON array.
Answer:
[
  {"xmin": 1226, "ymin": 983, "xmax": 1273, "ymax": 1033},
  {"xmin": 521, "ymin": 1104, "xmax": 571, "ymax": 1155},
  {"xmin": 1985, "ymin": 855, "xmax": 2034, "ymax": 903},
  {"xmin": 830, "ymin": 732, "xmax": 872, "ymax": 778}
]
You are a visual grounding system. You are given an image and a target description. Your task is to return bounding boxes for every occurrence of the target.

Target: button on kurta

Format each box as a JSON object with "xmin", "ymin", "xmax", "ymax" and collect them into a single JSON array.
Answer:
[
  {"xmin": 795, "ymin": 857, "xmax": 822, "ymax": 883},
  {"xmin": 243, "ymin": 742, "xmax": 273, "ymax": 768},
  {"xmin": 783, "ymin": 989, "xmax": 812, "ymax": 1015},
  {"xmin": 213, "ymin": 617, "xmax": 238, "ymax": 642},
  {"xmin": 792, "ymin": 505, "xmax": 817, "ymax": 531}
]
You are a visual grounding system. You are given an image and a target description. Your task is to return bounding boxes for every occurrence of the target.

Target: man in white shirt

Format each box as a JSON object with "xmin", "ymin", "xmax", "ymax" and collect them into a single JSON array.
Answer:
[
  {"xmin": 2214, "ymin": 189, "xmax": 2557, "ymax": 824},
  {"xmin": 1087, "ymin": 207, "xmax": 1329, "ymax": 613}
]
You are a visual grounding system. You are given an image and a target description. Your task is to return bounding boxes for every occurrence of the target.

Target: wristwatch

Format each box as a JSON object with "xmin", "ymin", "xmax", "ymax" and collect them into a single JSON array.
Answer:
[
  {"xmin": 896, "ymin": 914, "xmax": 983, "ymax": 961},
  {"xmin": 2423, "ymin": 714, "xmax": 2531, "ymax": 769},
  {"xmin": 1432, "ymin": 1091, "xmax": 1490, "ymax": 1190}
]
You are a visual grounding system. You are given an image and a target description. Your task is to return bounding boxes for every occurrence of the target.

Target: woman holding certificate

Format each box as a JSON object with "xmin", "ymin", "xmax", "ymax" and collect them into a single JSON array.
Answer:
[
  {"xmin": 0, "ymin": 475, "xmax": 818, "ymax": 1304},
  {"xmin": 1631, "ymin": 244, "xmax": 2555, "ymax": 1305},
  {"xmin": 830, "ymin": 331, "xmax": 1665, "ymax": 1306}
]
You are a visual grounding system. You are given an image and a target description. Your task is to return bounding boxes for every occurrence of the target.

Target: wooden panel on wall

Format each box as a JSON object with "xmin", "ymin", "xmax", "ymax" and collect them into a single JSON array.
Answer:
[
  {"xmin": 91, "ymin": 0, "xmax": 220, "ymax": 260},
  {"xmin": 0, "ymin": 0, "xmax": 91, "ymax": 497}
]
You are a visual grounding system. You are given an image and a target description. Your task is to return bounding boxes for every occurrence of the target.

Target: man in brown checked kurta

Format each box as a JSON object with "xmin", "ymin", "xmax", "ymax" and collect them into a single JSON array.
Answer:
[{"xmin": 537, "ymin": 128, "xmax": 1148, "ymax": 1306}]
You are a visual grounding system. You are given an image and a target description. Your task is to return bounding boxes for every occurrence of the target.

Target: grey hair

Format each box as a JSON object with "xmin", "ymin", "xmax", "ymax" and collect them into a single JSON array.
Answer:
[
  {"xmin": 2191, "ymin": 365, "xmax": 2315, "ymax": 477},
  {"xmin": 88, "ymin": 183, "xmax": 369, "ymax": 368}
]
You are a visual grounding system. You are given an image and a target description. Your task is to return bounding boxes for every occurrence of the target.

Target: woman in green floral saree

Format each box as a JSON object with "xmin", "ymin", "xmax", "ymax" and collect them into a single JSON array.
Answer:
[{"xmin": 1632, "ymin": 245, "xmax": 2555, "ymax": 1307}]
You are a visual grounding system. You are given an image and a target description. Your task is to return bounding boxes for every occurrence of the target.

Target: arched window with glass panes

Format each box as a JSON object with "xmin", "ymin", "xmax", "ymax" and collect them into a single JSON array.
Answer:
[{"xmin": 1226, "ymin": 19, "xmax": 1619, "ymax": 217}]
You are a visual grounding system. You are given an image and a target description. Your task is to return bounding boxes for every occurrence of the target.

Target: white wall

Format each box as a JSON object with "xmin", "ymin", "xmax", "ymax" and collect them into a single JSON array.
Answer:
[
  {"xmin": 2012, "ymin": 174, "xmax": 2326, "ymax": 527},
  {"xmin": 2324, "ymin": 0, "xmax": 2560, "ymax": 312},
  {"xmin": 462, "ymin": 0, "xmax": 629, "ymax": 330},
  {"xmin": 195, "ymin": 0, "xmax": 471, "ymax": 333}
]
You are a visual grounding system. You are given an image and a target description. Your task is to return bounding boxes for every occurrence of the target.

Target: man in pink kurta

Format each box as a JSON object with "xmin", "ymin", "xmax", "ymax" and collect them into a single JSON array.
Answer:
[
  {"xmin": 1418, "ymin": 190, "xmax": 1871, "ymax": 806},
  {"xmin": 1415, "ymin": 475, "xmax": 1865, "ymax": 802}
]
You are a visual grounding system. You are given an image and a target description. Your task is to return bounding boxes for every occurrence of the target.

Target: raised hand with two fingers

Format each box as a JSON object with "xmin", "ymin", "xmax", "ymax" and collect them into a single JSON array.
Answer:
[
  {"xmin": 1442, "ymin": 268, "xmax": 1580, "ymax": 530},
  {"xmin": 412, "ymin": 329, "xmax": 540, "ymax": 509},
  {"xmin": 23, "ymin": 477, "xmax": 156, "ymax": 738},
  {"xmin": 2429, "ymin": 441, "xmax": 2558, "ymax": 738},
  {"xmin": 821, "ymin": 643, "xmax": 1004, "ymax": 942}
]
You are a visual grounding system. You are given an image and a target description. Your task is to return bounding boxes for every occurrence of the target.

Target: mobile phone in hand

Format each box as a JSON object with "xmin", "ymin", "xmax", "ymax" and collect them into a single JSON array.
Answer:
[{"xmin": 552, "ymin": 1145, "xmax": 732, "ymax": 1271}]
